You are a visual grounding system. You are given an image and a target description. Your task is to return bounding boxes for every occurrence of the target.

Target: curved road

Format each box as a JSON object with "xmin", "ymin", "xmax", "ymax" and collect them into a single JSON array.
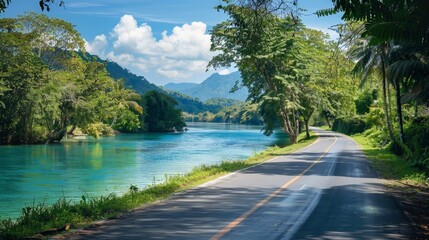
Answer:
[{"xmin": 77, "ymin": 128, "xmax": 414, "ymax": 239}]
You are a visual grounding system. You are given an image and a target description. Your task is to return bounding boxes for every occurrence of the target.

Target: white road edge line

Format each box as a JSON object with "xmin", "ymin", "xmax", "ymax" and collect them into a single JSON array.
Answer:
[{"xmin": 197, "ymin": 134, "xmax": 321, "ymax": 189}]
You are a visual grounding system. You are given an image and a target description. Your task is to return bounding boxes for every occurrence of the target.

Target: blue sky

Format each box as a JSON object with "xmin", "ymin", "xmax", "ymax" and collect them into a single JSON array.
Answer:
[{"xmin": 2, "ymin": 0, "xmax": 343, "ymax": 85}]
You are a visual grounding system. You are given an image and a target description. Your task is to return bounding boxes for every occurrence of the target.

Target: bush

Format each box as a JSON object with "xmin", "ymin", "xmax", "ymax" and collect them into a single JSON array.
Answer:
[
  {"xmin": 332, "ymin": 116, "xmax": 368, "ymax": 135},
  {"xmin": 113, "ymin": 109, "xmax": 141, "ymax": 133},
  {"xmin": 83, "ymin": 123, "xmax": 114, "ymax": 139},
  {"xmin": 404, "ymin": 118, "xmax": 429, "ymax": 171}
]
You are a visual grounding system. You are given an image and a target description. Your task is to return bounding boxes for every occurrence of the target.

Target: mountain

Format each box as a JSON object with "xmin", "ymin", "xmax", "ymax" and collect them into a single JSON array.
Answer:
[
  {"xmin": 82, "ymin": 53, "xmax": 225, "ymax": 114},
  {"xmin": 166, "ymin": 72, "xmax": 248, "ymax": 102},
  {"xmin": 105, "ymin": 61, "xmax": 160, "ymax": 94},
  {"xmin": 164, "ymin": 82, "xmax": 198, "ymax": 92}
]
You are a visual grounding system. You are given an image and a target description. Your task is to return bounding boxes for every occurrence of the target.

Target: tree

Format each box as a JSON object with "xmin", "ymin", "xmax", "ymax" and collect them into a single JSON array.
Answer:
[
  {"xmin": 0, "ymin": 17, "xmax": 49, "ymax": 144},
  {"xmin": 17, "ymin": 13, "xmax": 85, "ymax": 68},
  {"xmin": 347, "ymin": 34, "xmax": 396, "ymax": 142},
  {"xmin": 142, "ymin": 91, "xmax": 186, "ymax": 132},
  {"xmin": 318, "ymin": 0, "xmax": 429, "ymax": 143},
  {"xmin": 209, "ymin": 2, "xmax": 303, "ymax": 143},
  {"xmin": 0, "ymin": 14, "xmax": 142, "ymax": 144}
]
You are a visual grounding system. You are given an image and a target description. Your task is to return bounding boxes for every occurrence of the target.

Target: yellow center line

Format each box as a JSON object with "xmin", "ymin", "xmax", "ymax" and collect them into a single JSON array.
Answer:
[{"xmin": 210, "ymin": 136, "xmax": 338, "ymax": 240}]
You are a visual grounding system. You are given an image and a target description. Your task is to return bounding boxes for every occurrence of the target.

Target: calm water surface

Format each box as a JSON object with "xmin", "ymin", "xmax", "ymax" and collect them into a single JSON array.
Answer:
[{"xmin": 0, "ymin": 123, "xmax": 288, "ymax": 219}]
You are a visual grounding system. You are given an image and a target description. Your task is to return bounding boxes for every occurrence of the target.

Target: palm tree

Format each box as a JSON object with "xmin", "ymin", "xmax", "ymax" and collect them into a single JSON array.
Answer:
[
  {"xmin": 349, "ymin": 38, "xmax": 395, "ymax": 142},
  {"xmin": 319, "ymin": 0, "xmax": 429, "ymax": 143}
]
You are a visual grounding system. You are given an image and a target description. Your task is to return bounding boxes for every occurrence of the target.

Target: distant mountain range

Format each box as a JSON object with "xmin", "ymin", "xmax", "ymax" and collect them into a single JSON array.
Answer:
[
  {"xmin": 81, "ymin": 53, "xmax": 248, "ymax": 113},
  {"xmin": 164, "ymin": 71, "xmax": 248, "ymax": 102},
  {"xmin": 164, "ymin": 82, "xmax": 198, "ymax": 92},
  {"xmin": 82, "ymin": 53, "xmax": 228, "ymax": 113}
]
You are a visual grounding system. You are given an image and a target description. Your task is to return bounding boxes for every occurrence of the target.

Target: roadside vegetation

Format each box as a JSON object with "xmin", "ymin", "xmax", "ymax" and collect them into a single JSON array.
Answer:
[
  {"xmin": 337, "ymin": 130, "xmax": 429, "ymax": 239},
  {"xmin": 0, "ymin": 133, "xmax": 316, "ymax": 239}
]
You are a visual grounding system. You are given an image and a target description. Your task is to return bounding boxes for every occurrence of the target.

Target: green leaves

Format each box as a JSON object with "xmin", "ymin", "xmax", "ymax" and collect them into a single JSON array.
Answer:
[
  {"xmin": 0, "ymin": 13, "xmax": 143, "ymax": 144},
  {"xmin": 142, "ymin": 91, "xmax": 186, "ymax": 132}
]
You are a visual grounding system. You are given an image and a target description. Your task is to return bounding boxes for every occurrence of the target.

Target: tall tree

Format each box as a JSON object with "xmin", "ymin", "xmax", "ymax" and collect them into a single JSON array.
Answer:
[
  {"xmin": 347, "ymin": 33, "xmax": 396, "ymax": 142},
  {"xmin": 209, "ymin": 2, "xmax": 303, "ymax": 143},
  {"xmin": 318, "ymin": 0, "xmax": 429, "ymax": 142},
  {"xmin": 142, "ymin": 90, "xmax": 186, "ymax": 132}
]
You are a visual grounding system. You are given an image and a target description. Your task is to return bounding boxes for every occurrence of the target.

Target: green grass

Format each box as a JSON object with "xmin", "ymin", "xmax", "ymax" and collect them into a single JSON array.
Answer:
[
  {"xmin": 0, "ymin": 133, "xmax": 317, "ymax": 239},
  {"xmin": 352, "ymin": 133, "xmax": 427, "ymax": 184}
]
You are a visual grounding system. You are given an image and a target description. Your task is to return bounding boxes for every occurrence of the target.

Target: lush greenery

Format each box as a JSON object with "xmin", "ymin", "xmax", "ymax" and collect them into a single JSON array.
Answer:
[
  {"xmin": 0, "ymin": 14, "xmax": 187, "ymax": 144},
  {"xmin": 142, "ymin": 90, "xmax": 186, "ymax": 132},
  {"xmin": 208, "ymin": 0, "xmax": 429, "ymax": 172},
  {"xmin": 319, "ymin": 0, "xmax": 429, "ymax": 171},
  {"xmin": 184, "ymin": 103, "xmax": 263, "ymax": 125},
  {"xmin": 204, "ymin": 98, "xmax": 243, "ymax": 107},
  {"xmin": 209, "ymin": 1, "xmax": 355, "ymax": 143},
  {"xmin": 0, "ymin": 133, "xmax": 317, "ymax": 239},
  {"xmin": 353, "ymin": 130, "xmax": 426, "ymax": 183}
]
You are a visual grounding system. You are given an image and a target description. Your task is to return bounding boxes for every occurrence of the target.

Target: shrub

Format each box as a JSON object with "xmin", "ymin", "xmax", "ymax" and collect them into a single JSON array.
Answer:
[
  {"xmin": 332, "ymin": 116, "xmax": 368, "ymax": 135},
  {"xmin": 83, "ymin": 123, "xmax": 114, "ymax": 139},
  {"xmin": 404, "ymin": 118, "xmax": 429, "ymax": 171}
]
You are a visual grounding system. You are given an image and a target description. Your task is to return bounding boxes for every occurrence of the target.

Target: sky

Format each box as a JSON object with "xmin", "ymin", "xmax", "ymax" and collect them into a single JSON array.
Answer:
[{"xmin": 2, "ymin": 0, "xmax": 343, "ymax": 86}]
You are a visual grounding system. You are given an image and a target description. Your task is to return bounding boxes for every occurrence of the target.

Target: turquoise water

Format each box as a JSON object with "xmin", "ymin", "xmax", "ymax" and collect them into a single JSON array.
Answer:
[{"xmin": 0, "ymin": 123, "xmax": 288, "ymax": 219}]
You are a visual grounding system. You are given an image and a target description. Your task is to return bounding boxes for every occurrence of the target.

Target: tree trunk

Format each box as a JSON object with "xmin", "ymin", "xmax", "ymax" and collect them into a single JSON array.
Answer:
[
  {"xmin": 324, "ymin": 114, "xmax": 332, "ymax": 128},
  {"xmin": 381, "ymin": 46, "xmax": 395, "ymax": 142},
  {"xmin": 304, "ymin": 118, "xmax": 310, "ymax": 139},
  {"xmin": 395, "ymin": 78, "xmax": 405, "ymax": 143},
  {"xmin": 280, "ymin": 108, "xmax": 299, "ymax": 144},
  {"xmin": 46, "ymin": 128, "xmax": 67, "ymax": 144},
  {"xmin": 67, "ymin": 125, "xmax": 76, "ymax": 135},
  {"xmin": 288, "ymin": 131, "xmax": 298, "ymax": 144}
]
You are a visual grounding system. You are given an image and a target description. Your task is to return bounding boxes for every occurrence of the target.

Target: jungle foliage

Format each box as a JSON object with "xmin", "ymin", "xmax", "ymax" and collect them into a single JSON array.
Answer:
[{"xmin": 0, "ymin": 13, "xmax": 185, "ymax": 144}]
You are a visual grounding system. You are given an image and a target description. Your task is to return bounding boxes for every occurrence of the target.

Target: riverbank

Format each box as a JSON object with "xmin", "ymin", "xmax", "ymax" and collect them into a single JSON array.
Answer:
[
  {"xmin": 0, "ymin": 133, "xmax": 317, "ymax": 239},
  {"xmin": 349, "ymin": 132, "xmax": 429, "ymax": 239}
]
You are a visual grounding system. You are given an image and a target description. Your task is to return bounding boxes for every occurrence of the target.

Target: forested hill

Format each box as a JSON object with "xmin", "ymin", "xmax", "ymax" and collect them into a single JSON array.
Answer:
[
  {"xmin": 83, "ymin": 53, "xmax": 223, "ymax": 113},
  {"xmin": 164, "ymin": 82, "xmax": 198, "ymax": 92},
  {"xmin": 105, "ymin": 61, "xmax": 160, "ymax": 94},
  {"xmin": 164, "ymin": 71, "xmax": 248, "ymax": 101},
  {"xmin": 82, "ymin": 53, "xmax": 159, "ymax": 94}
]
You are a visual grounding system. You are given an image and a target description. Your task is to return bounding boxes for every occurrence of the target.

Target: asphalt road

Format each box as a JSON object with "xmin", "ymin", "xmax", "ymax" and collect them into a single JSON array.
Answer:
[{"xmin": 77, "ymin": 128, "xmax": 414, "ymax": 239}]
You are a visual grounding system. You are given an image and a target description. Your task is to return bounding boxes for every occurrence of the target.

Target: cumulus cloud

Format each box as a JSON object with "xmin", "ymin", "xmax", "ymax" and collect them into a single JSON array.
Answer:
[
  {"xmin": 111, "ymin": 15, "xmax": 157, "ymax": 55},
  {"xmin": 218, "ymin": 69, "xmax": 231, "ymax": 75},
  {"xmin": 83, "ymin": 15, "xmax": 216, "ymax": 83},
  {"xmin": 84, "ymin": 34, "xmax": 108, "ymax": 57},
  {"xmin": 106, "ymin": 15, "xmax": 214, "ymax": 81}
]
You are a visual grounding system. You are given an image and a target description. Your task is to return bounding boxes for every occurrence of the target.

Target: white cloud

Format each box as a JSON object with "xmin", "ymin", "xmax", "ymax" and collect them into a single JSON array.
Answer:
[
  {"xmin": 105, "ymin": 15, "xmax": 214, "ymax": 82},
  {"xmin": 84, "ymin": 34, "xmax": 108, "ymax": 57},
  {"xmin": 218, "ymin": 69, "xmax": 231, "ymax": 75},
  {"xmin": 111, "ymin": 15, "xmax": 157, "ymax": 55}
]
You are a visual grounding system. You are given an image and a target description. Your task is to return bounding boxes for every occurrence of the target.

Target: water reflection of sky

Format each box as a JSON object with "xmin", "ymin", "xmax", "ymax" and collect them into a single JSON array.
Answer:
[{"xmin": 0, "ymin": 123, "xmax": 288, "ymax": 219}]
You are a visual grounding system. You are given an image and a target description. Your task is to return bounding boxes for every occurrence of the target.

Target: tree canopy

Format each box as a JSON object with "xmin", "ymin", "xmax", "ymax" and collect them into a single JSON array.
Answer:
[
  {"xmin": 209, "ymin": 0, "xmax": 355, "ymax": 143},
  {"xmin": 0, "ymin": 13, "xmax": 143, "ymax": 143}
]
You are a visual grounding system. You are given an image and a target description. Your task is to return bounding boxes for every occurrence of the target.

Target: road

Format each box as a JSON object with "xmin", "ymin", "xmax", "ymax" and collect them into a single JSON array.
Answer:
[{"xmin": 77, "ymin": 128, "xmax": 414, "ymax": 239}]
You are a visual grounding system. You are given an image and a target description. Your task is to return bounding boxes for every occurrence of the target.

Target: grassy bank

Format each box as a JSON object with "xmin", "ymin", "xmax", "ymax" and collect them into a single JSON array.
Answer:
[
  {"xmin": 352, "ymin": 133, "xmax": 427, "ymax": 184},
  {"xmin": 0, "ymin": 133, "xmax": 317, "ymax": 239}
]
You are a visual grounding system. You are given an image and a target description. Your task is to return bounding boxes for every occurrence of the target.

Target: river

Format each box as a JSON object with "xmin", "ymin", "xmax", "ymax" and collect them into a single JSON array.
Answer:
[{"xmin": 0, "ymin": 122, "xmax": 289, "ymax": 219}]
